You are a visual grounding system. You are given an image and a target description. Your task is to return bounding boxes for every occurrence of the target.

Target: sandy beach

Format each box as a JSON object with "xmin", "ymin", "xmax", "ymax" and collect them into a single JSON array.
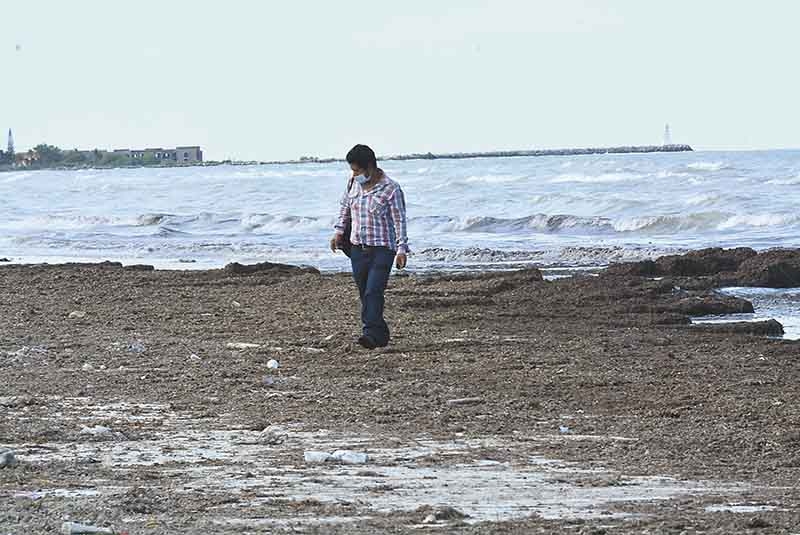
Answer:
[{"xmin": 2, "ymin": 248, "xmax": 800, "ymax": 533}]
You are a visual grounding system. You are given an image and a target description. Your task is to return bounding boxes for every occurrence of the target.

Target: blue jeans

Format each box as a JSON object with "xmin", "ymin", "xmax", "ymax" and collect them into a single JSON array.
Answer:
[{"xmin": 350, "ymin": 246, "xmax": 394, "ymax": 347}]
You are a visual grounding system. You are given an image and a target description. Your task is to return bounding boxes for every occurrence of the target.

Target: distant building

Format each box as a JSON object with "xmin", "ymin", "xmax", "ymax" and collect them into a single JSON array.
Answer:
[
  {"xmin": 15, "ymin": 150, "xmax": 40, "ymax": 167},
  {"xmin": 176, "ymin": 146, "xmax": 203, "ymax": 163},
  {"xmin": 116, "ymin": 146, "xmax": 203, "ymax": 163}
]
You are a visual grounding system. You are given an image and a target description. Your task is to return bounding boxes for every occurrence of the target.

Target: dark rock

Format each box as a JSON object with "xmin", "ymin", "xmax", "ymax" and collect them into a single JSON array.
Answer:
[
  {"xmin": 604, "ymin": 259, "xmax": 659, "ymax": 277},
  {"xmin": 673, "ymin": 295, "xmax": 754, "ymax": 316},
  {"xmin": 123, "ymin": 264, "xmax": 155, "ymax": 271},
  {"xmin": 224, "ymin": 261, "xmax": 320, "ymax": 276},
  {"xmin": 63, "ymin": 261, "xmax": 123, "ymax": 269},
  {"xmin": 656, "ymin": 247, "xmax": 756, "ymax": 277},
  {"xmin": 728, "ymin": 249, "xmax": 800, "ymax": 288},
  {"xmin": 0, "ymin": 449, "xmax": 16, "ymax": 467},
  {"xmin": 693, "ymin": 319, "xmax": 784, "ymax": 337},
  {"xmin": 745, "ymin": 517, "xmax": 772, "ymax": 529},
  {"xmin": 605, "ymin": 248, "xmax": 757, "ymax": 278},
  {"xmin": 0, "ymin": 257, "xmax": 9, "ymax": 262}
]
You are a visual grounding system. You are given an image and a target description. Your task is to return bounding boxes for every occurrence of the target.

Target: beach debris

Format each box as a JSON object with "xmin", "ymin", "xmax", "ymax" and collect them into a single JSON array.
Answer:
[
  {"xmin": 82, "ymin": 363, "xmax": 95, "ymax": 371},
  {"xmin": 0, "ymin": 395, "xmax": 36, "ymax": 407},
  {"xmin": 0, "ymin": 449, "xmax": 17, "ymax": 468},
  {"xmin": 61, "ymin": 521, "xmax": 116, "ymax": 534},
  {"xmin": 302, "ymin": 347, "xmax": 326, "ymax": 354},
  {"xmin": 231, "ymin": 300, "xmax": 242, "ymax": 308},
  {"xmin": 266, "ymin": 359, "xmax": 280, "ymax": 370},
  {"xmin": 80, "ymin": 425, "xmax": 113, "ymax": 436},
  {"xmin": 3, "ymin": 346, "xmax": 48, "ymax": 359},
  {"xmin": 304, "ymin": 451, "xmax": 333, "ymax": 464},
  {"xmin": 559, "ymin": 425, "xmax": 571, "ymax": 434},
  {"xmin": 420, "ymin": 505, "xmax": 469, "ymax": 524},
  {"xmin": 324, "ymin": 334, "xmax": 336, "ymax": 341},
  {"xmin": 331, "ymin": 450, "xmax": 369, "ymax": 464},
  {"xmin": 68, "ymin": 311, "xmax": 87, "ymax": 319},
  {"xmin": 262, "ymin": 376, "xmax": 276, "ymax": 387},
  {"xmin": 127, "ymin": 340, "xmax": 146, "ymax": 353},
  {"xmin": 258, "ymin": 425, "xmax": 288, "ymax": 445},
  {"xmin": 178, "ymin": 258, "xmax": 197, "ymax": 263},
  {"xmin": 303, "ymin": 450, "xmax": 369, "ymax": 464},
  {"xmin": 189, "ymin": 353, "xmax": 201, "ymax": 361},
  {"xmin": 446, "ymin": 397, "xmax": 483, "ymax": 406},
  {"xmin": 227, "ymin": 342, "xmax": 261, "ymax": 350}
]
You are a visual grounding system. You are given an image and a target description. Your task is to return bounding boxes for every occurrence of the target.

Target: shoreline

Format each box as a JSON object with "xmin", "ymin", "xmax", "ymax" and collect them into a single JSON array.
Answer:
[
  {"xmin": 0, "ymin": 249, "xmax": 800, "ymax": 535},
  {"xmin": 2, "ymin": 247, "xmax": 799, "ymax": 533}
]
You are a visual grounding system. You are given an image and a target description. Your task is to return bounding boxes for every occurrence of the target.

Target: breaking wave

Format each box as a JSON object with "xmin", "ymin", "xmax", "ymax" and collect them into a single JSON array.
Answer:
[{"xmin": 411, "ymin": 212, "xmax": 800, "ymax": 235}]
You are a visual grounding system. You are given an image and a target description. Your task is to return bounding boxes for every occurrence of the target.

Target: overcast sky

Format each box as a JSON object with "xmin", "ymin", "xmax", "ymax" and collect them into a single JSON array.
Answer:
[{"xmin": 3, "ymin": 1, "xmax": 799, "ymax": 161}]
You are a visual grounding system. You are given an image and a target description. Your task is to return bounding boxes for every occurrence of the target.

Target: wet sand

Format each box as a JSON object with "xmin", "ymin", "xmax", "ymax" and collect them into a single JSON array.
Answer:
[{"xmin": 1, "ymin": 251, "xmax": 799, "ymax": 533}]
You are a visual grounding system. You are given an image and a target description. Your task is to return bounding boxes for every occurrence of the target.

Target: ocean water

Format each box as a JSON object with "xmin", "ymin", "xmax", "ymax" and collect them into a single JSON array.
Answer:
[
  {"xmin": 2, "ymin": 149, "xmax": 800, "ymax": 272},
  {"xmin": 692, "ymin": 287, "xmax": 800, "ymax": 340}
]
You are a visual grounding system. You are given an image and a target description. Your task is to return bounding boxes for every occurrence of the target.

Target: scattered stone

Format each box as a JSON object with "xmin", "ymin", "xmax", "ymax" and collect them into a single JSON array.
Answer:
[
  {"xmin": 258, "ymin": 425, "xmax": 288, "ymax": 445},
  {"xmin": 559, "ymin": 425, "xmax": 571, "ymax": 434},
  {"xmin": 189, "ymin": 353, "xmax": 201, "ymax": 361},
  {"xmin": 127, "ymin": 340, "xmax": 146, "ymax": 353},
  {"xmin": 68, "ymin": 311, "xmax": 87, "ymax": 319},
  {"xmin": 82, "ymin": 363, "xmax": 95, "ymax": 371},
  {"xmin": 446, "ymin": 397, "xmax": 483, "ymax": 406},
  {"xmin": 227, "ymin": 342, "xmax": 261, "ymax": 350},
  {"xmin": 0, "ymin": 257, "xmax": 10, "ymax": 262},
  {"xmin": 746, "ymin": 517, "xmax": 772, "ymax": 529},
  {"xmin": 266, "ymin": 359, "xmax": 280, "ymax": 370},
  {"xmin": 302, "ymin": 347, "xmax": 326, "ymax": 354},
  {"xmin": 304, "ymin": 451, "xmax": 333, "ymax": 463},
  {"xmin": 419, "ymin": 505, "xmax": 468, "ymax": 523},
  {"xmin": 262, "ymin": 376, "xmax": 276, "ymax": 387},
  {"xmin": 0, "ymin": 449, "xmax": 17, "ymax": 468},
  {"xmin": 324, "ymin": 334, "xmax": 336, "ymax": 341},
  {"xmin": 231, "ymin": 300, "xmax": 242, "ymax": 308}
]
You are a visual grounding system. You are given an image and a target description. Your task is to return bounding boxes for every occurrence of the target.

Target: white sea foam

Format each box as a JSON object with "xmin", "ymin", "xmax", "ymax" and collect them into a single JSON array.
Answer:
[
  {"xmin": 549, "ymin": 172, "xmax": 640, "ymax": 184},
  {"xmin": 686, "ymin": 161, "xmax": 727, "ymax": 171}
]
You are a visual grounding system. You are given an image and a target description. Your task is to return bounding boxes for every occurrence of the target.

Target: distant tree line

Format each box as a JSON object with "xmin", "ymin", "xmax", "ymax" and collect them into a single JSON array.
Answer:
[{"xmin": 1, "ymin": 144, "xmax": 185, "ymax": 169}]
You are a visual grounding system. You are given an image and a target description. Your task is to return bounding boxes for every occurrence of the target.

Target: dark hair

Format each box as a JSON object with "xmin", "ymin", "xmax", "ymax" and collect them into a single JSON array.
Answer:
[{"xmin": 346, "ymin": 144, "xmax": 377, "ymax": 169}]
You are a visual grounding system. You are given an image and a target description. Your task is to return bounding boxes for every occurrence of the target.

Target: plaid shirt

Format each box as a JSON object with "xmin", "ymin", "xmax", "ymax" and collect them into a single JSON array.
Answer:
[{"xmin": 335, "ymin": 174, "xmax": 409, "ymax": 254}]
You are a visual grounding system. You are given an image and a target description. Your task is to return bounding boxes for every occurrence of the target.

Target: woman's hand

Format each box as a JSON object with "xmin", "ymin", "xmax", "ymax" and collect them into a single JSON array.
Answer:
[
  {"xmin": 330, "ymin": 234, "xmax": 342, "ymax": 253},
  {"xmin": 395, "ymin": 253, "xmax": 407, "ymax": 269}
]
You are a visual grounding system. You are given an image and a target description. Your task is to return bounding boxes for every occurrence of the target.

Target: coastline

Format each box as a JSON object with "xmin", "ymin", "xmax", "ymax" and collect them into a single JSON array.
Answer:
[
  {"xmin": 1, "ymin": 248, "xmax": 799, "ymax": 533},
  {"xmin": 0, "ymin": 144, "xmax": 693, "ymax": 173}
]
